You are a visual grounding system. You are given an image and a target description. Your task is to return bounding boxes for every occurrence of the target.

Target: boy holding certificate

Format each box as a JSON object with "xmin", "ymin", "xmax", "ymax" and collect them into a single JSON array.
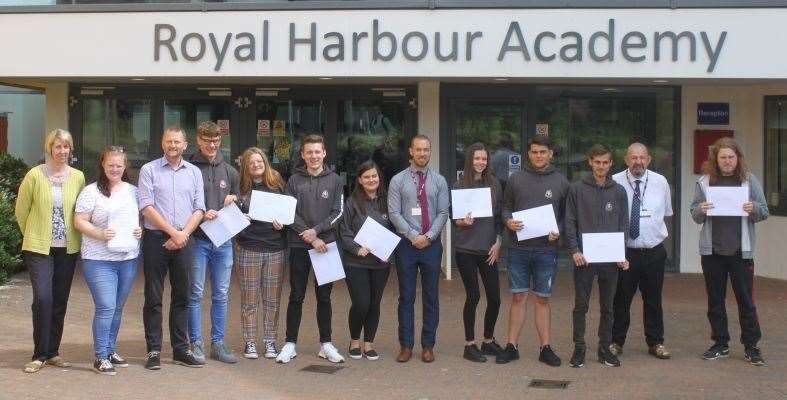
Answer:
[{"xmin": 565, "ymin": 144, "xmax": 629, "ymax": 368}]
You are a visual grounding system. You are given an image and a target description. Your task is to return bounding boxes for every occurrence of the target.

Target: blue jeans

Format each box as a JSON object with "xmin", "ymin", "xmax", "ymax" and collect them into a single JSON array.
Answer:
[
  {"xmin": 188, "ymin": 238, "xmax": 233, "ymax": 343},
  {"xmin": 81, "ymin": 257, "xmax": 139, "ymax": 359},
  {"xmin": 396, "ymin": 241, "xmax": 442, "ymax": 349},
  {"xmin": 507, "ymin": 247, "xmax": 558, "ymax": 297}
]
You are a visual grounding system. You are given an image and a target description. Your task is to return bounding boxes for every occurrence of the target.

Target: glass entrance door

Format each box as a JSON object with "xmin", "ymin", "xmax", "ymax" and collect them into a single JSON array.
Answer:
[
  {"xmin": 254, "ymin": 99, "xmax": 326, "ymax": 180},
  {"xmin": 80, "ymin": 97, "xmax": 151, "ymax": 182},
  {"xmin": 336, "ymin": 99, "xmax": 409, "ymax": 195}
]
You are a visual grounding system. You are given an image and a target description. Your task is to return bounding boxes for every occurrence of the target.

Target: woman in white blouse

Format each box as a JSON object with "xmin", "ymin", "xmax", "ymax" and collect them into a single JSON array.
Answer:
[{"xmin": 74, "ymin": 146, "xmax": 142, "ymax": 376}]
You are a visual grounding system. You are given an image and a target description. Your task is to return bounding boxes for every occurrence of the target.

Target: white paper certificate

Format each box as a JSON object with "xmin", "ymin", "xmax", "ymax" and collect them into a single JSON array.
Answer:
[
  {"xmin": 199, "ymin": 203, "xmax": 250, "ymax": 247},
  {"xmin": 249, "ymin": 190, "xmax": 297, "ymax": 225},
  {"xmin": 706, "ymin": 186, "xmax": 748, "ymax": 216},
  {"xmin": 308, "ymin": 242, "xmax": 346, "ymax": 286},
  {"xmin": 107, "ymin": 204, "xmax": 140, "ymax": 253},
  {"xmin": 353, "ymin": 217, "xmax": 401, "ymax": 262},
  {"xmin": 582, "ymin": 232, "xmax": 626, "ymax": 263},
  {"xmin": 511, "ymin": 205, "xmax": 559, "ymax": 241},
  {"xmin": 451, "ymin": 188, "xmax": 493, "ymax": 219}
]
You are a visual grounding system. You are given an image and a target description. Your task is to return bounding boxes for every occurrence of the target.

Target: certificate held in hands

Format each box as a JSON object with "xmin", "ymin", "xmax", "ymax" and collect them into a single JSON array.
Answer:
[
  {"xmin": 511, "ymin": 204, "xmax": 559, "ymax": 241},
  {"xmin": 353, "ymin": 217, "xmax": 401, "ymax": 262},
  {"xmin": 582, "ymin": 232, "xmax": 626, "ymax": 263},
  {"xmin": 249, "ymin": 190, "xmax": 297, "ymax": 225},
  {"xmin": 451, "ymin": 188, "xmax": 493, "ymax": 219},
  {"xmin": 199, "ymin": 203, "xmax": 250, "ymax": 247},
  {"xmin": 308, "ymin": 242, "xmax": 345, "ymax": 286},
  {"xmin": 107, "ymin": 203, "xmax": 140, "ymax": 253},
  {"xmin": 706, "ymin": 186, "xmax": 748, "ymax": 216}
]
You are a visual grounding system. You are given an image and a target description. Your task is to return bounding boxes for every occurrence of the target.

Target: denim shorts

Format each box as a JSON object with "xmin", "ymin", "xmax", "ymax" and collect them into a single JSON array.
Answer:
[{"xmin": 507, "ymin": 247, "xmax": 558, "ymax": 297}]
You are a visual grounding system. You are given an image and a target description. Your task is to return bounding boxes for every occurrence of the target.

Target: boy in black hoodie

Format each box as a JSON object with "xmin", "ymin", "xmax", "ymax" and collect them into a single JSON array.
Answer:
[
  {"xmin": 565, "ymin": 144, "xmax": 629, "ymax": 368},
  {"xmin": 276, "ymin": 134, "xmax": 345, "ymax": 364}
]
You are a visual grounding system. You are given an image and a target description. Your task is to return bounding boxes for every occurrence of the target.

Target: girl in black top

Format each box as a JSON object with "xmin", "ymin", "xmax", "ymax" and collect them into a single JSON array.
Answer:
[
  {"xmin": 235, "ymin": 147, "xmax": 287, "ymax": 360},
  {"xmin": 339, "ymin": 161, "xmax": 393, "ymax": 361},
  {"xmin": 452, "ymin": 142, "xmax": 504, "ymax": 363}
]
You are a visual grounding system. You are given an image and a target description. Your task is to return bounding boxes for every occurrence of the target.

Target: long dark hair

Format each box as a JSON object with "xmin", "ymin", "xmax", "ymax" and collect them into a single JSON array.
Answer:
[
  {"xmin": 703, "ymin": 137, "xmax": 749, "ymax": 185},
  {"xmin": 460, "ymin": 142, "xmax": 497, "ymax": 201},
  {"xmin": 96, "ymin": 146, "xmax": 130, "ymax": 197},
  {"xmin": 352, "ymin": 160, "xmax": 387, "ymax": 214}
]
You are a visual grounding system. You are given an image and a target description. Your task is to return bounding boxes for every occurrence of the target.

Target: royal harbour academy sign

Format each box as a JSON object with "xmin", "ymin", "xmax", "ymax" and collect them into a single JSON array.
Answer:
[{"xmin": 153, "ymin": 18, "xmax": 727, "ymax": 73}]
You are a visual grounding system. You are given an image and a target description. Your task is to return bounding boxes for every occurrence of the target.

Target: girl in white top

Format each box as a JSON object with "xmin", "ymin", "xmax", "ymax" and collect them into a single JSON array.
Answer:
[{"xmin": 74, "ymin": 147, "xmax": 142, "ymax": 376}]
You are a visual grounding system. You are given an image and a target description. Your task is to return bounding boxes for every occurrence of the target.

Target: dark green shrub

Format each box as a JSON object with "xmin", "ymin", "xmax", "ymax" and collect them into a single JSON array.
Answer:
[{"xmin": 0, "ymin": 153, "xmax": 28, "ymax": 284}]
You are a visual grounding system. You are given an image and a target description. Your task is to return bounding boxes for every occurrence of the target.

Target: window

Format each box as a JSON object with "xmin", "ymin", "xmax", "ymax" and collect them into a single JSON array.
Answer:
[{"xmin": 765, "ymin": 96, "xmax": 787, "ymax": 216}]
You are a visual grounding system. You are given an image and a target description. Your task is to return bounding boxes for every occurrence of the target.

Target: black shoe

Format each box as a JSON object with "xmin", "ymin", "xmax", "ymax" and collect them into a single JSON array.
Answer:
[
  {"xmin": 144, "ymin": 351, "xmax": 161, "ymax": 370},
  {"xmin": 744, "ymin": 347, "xmax": 765, "ymax": 366},
  {"xmin": 463, "ymin": 344, "xmax": 487, "ymax": 363},
  {"xmin": 364, "ymin": 349, "xmax": 380, "ymax": 361},
  {"xmin": 538, "ymin": 345, "xmax": 562, "ymax": 367},
  {"xmin": 480, "ymin": 339, "xmax": 504, "ymax": 356},
  {"xmin": 93, "ymin": 358, "xmax": 117, "ymax": 376},
  {"xmin": 495, "ymin": 343, "xmax": 520, "ymax": 364},
  {"xmin": 569, "ymin": 348, "xmax": 585, "ymax": 368},
  {"xmin": 348, "ymin": 346, "xmax": 363, "ymax": 360},
  {"xmin": 598, "ymin": 347, "xmax": 621, "ymax": 367},
  {"xmin": 702, "ymin": 343, "xmax": 730, "ymax": 360},
  {"xmin": 173, "ymin": 350, "xmax": 206, "ymax": 368},
  {"xmin": 108, "ymin": 352, "xmax": 129, "ymax": 368}
]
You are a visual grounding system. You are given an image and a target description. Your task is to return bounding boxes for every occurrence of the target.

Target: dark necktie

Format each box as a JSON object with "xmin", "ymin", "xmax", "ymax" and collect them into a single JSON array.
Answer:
[
  {"xmin": 417, "ymin": 171, "xmax": 431, "ymax": 234},
  {"xmin": 630, "ymin": 179, "xmax": 641, "ymax": 239}
]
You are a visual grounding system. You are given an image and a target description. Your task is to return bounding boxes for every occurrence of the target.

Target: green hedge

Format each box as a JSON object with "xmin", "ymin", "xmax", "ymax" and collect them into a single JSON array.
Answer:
[{"xmin": 0, "ymin": 153, "xmax": 28, "ymax": 285}]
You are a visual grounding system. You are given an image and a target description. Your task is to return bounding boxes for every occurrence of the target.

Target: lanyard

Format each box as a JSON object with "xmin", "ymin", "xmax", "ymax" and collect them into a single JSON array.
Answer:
[
  {"xmin": 410, "ymin": 168, "xmax": 428, "ymax": 198},
  {"xmin": 626, "ymin": 169, "xmax": 649, "ymax": 205}
]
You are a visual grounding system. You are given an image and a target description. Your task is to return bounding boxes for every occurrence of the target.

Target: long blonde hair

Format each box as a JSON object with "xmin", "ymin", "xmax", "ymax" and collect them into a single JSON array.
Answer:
[{"xmin": 239, "ymin": 147, "xmax": 285, "ymax": 196}]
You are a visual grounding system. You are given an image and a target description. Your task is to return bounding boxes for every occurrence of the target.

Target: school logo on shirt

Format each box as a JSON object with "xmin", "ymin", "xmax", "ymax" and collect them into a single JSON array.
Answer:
[
  {"xmin": 321, "ymin": 190, "xmax": 329, "ymax": 199},
  {"xmin": 382, "ymin": 213, "xmax": 388, "ymax": 220},
  {"xmin": 605, "ymin": 202, "xmax": 614, "ymax": 211},
  {"xmin": 219, "ymin": 180, "xmax": 227, "ymax": 189},
  {"xmin": 545, "ymin": 189, "xmax": 553, "ymax": 199}
]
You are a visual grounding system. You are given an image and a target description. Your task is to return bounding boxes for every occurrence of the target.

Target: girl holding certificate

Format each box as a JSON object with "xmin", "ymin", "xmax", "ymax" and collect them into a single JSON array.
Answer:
[
  {"xmin": 16, "ymin": 129, "xmax": 85, "ymax": 374},
  {"xmin": 235, "ymin": 147, "xmax": 287, "ymax": 360},
  {"xmin": 452, "ymin": 142, "xmax": 503, "ymax": 363},
  {"xmin": 73, "ymin": 146, "xmax": 141, "ymax": 376},
  {"xmin": 339, "ymin": 161, "xmax": 392, "ymax": 361},
  {"xmin": 690, "ymin": 137, "xmax": 769, "ymax": 366}
]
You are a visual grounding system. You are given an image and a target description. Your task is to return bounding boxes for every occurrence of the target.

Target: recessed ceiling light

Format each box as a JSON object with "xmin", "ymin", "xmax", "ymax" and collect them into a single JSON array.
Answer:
[
  {"xmin": 602, "ymin": 88, "xmax": 619, "ymax": 92},
  {"xmin": 493, "ymin": 78, "xmax": 508, "ymax": 81},
  {"xmin": 653, "ymin": 79, "xmax": 669, "ymax": 83},
  {"xmin": 318, "ymin": 77, "xmax": 333, "ymax": 80},
  {"xmin": 131, "ymin": 78, "xmax": 145, "ymax": 81}
]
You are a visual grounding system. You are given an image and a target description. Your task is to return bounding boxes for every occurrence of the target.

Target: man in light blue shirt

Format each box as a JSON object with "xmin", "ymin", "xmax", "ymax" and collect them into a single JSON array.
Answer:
[{"xmin": 388, "ymin": 134, "xmax": 449, "ymax": 363}]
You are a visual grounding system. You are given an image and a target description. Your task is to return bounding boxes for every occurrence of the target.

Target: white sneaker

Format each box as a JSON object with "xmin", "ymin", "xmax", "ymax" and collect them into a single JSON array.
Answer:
[
  {"xmin": 264, "ymin": 341, "xmax": 278, "ymax": 359},
  {"xmin": 318, "ymin": 342, "xmax": 345, "ymax": 363},
  {"xmin": 276, "ymin": 342, "xmax": 297, "ymax": 364}
]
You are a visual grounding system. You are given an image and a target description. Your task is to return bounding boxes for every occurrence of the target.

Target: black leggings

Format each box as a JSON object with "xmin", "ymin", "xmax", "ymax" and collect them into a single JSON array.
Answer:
[
  {"xmin": 346, "ymin": 266, "xmax": 390, "ymax": 342},
  {"xmin": 456, "ymin": 252, "xmax": 500, "ymax": 342}
]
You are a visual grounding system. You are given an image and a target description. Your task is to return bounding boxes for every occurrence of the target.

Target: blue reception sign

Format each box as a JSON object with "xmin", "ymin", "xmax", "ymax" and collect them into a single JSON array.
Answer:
[{"xmin": 697, "ymin": 102, "xmax": 730, "ymax": 125}]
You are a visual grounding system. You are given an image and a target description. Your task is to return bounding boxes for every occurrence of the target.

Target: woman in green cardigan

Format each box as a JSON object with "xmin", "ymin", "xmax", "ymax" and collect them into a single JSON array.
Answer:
[{"xmin": 15, "ymin": 129, "xmax": 85, "ymax": 373}]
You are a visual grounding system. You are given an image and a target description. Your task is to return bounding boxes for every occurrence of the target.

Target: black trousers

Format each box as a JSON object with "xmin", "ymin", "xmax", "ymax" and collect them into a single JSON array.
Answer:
[
  {"xmin": 345, "ymin": 266, "xmax": 390, "ymax": 342},
  {"xmin": 701, "ymin": 253, "xmax": 762, "ymax": 347},
  {"xmin": 455, "ymin": 252, "xmax": 500, "ymax": 342},
  {"xmin": 285, "ymin": 248, "xmax": 333, "ymax": 344},
  {"xmin": 573, "ymin": 264, "xmax": 618, "ymax": 351},
  {"xmin": 25, "ymin": 249, "xmax": 77, "ymax": 362},
  {"xmin": 142, "ymin": 230, "xmax": 191, "ymax": 355},
  {"xmin": 612, "ymin": 244, "xmax": 667, "ymax": 347}
]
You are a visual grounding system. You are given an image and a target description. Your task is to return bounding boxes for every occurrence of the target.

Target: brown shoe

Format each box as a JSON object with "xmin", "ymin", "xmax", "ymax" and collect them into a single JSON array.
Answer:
[
  {"xmin": 396, "ymin": 347, "xmax": 413, "ymax": 363},
  {"xmin": 648, "ymin": 344, "xmax": 671, "ymax": 359},
  {"xmin": 421, "ymin": 347, "xmax": 435, "ymax": 363}
]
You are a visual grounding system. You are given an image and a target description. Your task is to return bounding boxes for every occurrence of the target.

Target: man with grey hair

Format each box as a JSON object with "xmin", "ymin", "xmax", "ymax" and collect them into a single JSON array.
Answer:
[{"xmin": 610, "ymin": 142, "xmax": 673, "ymax": 360}]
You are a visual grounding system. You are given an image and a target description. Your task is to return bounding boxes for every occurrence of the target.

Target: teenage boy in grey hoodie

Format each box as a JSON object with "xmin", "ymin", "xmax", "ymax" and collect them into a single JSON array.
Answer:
[
  {"xmin": 496, "ymin": 135, "xmax": 569, "ymax": 367},
  {"xmin": 276, "ymin": 134, "xmax": 345, "ymax": 365},
  {"xmin": 565, "ymin": 144, "xmax": 629, "ymax": 369}
]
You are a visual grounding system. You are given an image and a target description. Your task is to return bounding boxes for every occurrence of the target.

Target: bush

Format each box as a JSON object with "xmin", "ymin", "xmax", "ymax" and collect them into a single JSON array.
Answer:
[
  {"xmin": 0, "ymin": 153, "xmax": 29, "ymax": 202},
  {"xmin": 0, "ymin": 153, "xmax": 28, "ymax": 285}
]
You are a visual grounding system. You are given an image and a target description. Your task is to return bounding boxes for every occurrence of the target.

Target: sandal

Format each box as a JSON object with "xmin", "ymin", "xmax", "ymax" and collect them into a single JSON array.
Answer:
[{"xmin": 23, "ymin": 360, "xmax": 46, "ymax": 373}]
